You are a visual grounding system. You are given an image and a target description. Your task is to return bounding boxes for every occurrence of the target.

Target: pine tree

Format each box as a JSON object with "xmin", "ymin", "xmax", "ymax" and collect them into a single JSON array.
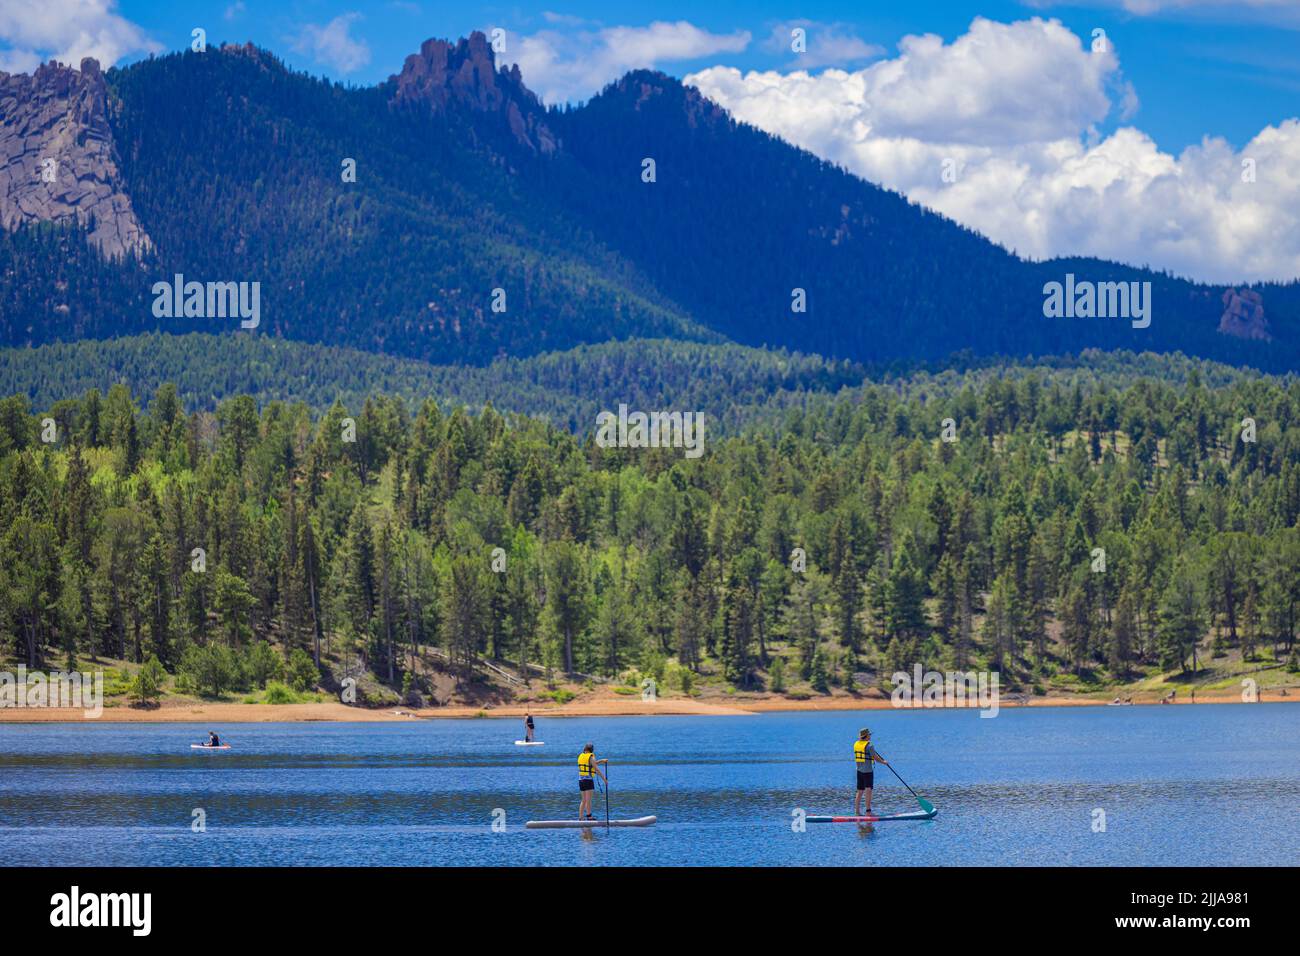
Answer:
[
  {"xmin": 1158, "ymin": 562, "xmax": 1204, "ymax": 673},
  {"xmin": 542, "ymin": 539, "xmax": 591, "ymax": 674},
  {"xmin": 884, "ymin": 543, "xmax": 927, "ymax": 641},
  {"xmin": 1060, "ymin": 584, "xmax": 1092, "ymax": 675},
  {"xmin": 933, "ymin": 553, "xmax": 958, "ymax": 640}
]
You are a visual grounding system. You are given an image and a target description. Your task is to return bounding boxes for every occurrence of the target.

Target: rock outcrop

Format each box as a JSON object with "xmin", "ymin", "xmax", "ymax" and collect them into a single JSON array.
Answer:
[
  {"xmin": 1219, "ymin": 288, "xmax": 1269, "ymax": 340},
  {"xmin": 0, "ymin": 57, "xmax": 151, "ymax": 259},
  {"xmin": 389, "ymin": 32, "xmax": 558, "ymax": 155}
]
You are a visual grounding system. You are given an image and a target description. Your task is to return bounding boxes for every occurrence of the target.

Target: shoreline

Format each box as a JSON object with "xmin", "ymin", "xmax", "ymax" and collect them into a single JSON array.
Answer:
[{"xmin": 0, "ymin": 689, "xmax": 1292, "ymax": 722}]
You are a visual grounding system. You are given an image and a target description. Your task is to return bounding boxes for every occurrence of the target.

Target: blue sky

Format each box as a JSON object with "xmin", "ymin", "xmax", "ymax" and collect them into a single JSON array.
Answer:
[
  {"xmin": 33, "ymin": 0, "xmax": 1297, "ymax": 153},
  {"xmin": 2, "ymin": 1, "xmax": 1298, "ymax": 282}
]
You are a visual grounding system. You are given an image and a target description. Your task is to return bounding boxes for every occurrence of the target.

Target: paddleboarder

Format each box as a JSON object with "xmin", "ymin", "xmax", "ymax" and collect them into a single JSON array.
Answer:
[
  {"xmin": 854, "ymin": 728, "xmax": 887, "ymax": 816},
  {"xmin": 524, "ymin": 712, "xmax": 535, "ymax": 743},
  {"xmin": 577, "ymin": 743, "xmax": 608, "ymax": 820},
  {"xmin": 206, "ymin": 731, "xmax": 222, "ymax": 748}
]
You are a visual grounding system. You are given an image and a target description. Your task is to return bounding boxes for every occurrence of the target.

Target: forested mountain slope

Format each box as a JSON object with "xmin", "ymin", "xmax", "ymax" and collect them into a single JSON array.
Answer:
[
  {"xmin": 2, "ymin": 360, "xmax": 1296, "ymax": 700},
  {"xmin": 2, "ymin": 332, "xmax": 1283, "ymax": 437},
  {"xmin": 1, "ymin": 37, "xmax": 1297, "ymax": 371}
]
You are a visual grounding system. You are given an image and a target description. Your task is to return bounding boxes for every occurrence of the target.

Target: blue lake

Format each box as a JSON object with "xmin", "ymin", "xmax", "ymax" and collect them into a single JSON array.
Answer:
[{"xmin": 2, "ymin": 704, "xmax": 1297, "ymax": 866}]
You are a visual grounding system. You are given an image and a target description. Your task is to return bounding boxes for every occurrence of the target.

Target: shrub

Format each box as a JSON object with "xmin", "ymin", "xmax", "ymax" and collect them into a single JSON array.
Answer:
[
  {"xmin": 264, "ymin": 681, "xmax": 295, "ymax": 704},
  {"xmin": 642, "ymin": 652, "xmax": 667, "ymax": 686},
  {"xmin": 130, "ymin": 656, "xmax": 167, "ymax": 705},
  {"xmin": 286, "ymin": 648, "xmax": 320, "ymax": 692},
  {"xmin": 178, "ymin": 643, "xmax": 238, "ymax": 698},
  {"xmin": 246, "ymin": 641, "xmax": 283, "ymax": 689}
]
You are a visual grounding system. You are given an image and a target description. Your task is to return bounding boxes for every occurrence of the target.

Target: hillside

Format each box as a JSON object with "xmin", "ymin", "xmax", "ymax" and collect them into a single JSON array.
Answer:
[
  {"xmin": 2, "ymin": 358, "xmax": 1297, "ymax": 709},
  {"xmin": 1, "ymin": 36, "xmax": 1297, "ymax": 372},
  {"xmin": 1, "ymin": 332, "xmax": 1283, "ymax": 436}
]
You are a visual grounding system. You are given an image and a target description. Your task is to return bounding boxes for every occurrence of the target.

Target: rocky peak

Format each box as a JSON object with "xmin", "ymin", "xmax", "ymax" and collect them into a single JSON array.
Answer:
[
  {"xmin": 389, "ymin": 32, "xmax": 558, "ymax": 155},
  {"xmin": 1219, "ymin": 288, "xmax": 1269, "ymax": 340},
  {"xmin": 0, "ymin": 57, "xmax": 151, "ymax": 258}
]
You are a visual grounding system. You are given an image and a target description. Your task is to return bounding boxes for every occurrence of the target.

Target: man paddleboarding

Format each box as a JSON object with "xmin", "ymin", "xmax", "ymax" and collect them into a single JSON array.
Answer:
[
  {"xmin": 206, "ymin": 731, "xmax": 222, "ymax": 748},
  {"xmin": 854, "ymin": 728, "xmax": 887, "ymax": 816},
  {"xmin": 524, "ymin": 712, "xmax": 535, "ymax": 743},
  {"xmin": 577, "ymin": 743, "xmax": 608, "ymax": 820}
]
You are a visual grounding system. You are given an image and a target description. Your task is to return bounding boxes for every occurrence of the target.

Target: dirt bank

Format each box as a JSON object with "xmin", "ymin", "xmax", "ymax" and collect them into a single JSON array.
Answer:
[{"xmin": 1, "ymin": 687, "xmax": 1291, "ymax": 722}]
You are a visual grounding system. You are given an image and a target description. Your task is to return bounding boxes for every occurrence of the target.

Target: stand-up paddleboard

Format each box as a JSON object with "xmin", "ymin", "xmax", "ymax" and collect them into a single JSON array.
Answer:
[
  {"xmin": 525, "ymin": 816, "xmax": 656, "ymax": 829},
  {"xmin": 514, "ymin": 740, "xmax": 545, "ymax": 746},
  {"xmin": 806, "ymin": 808, "xmax": 936, "ymax": 823},
  {"xmin": 190, "ymin": 744, "xmax": 231, "ymax": 750}
]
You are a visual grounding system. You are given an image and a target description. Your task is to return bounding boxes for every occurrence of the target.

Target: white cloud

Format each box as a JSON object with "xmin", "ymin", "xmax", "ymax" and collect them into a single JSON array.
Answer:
[
  {"xmin": 697, "ymin": 19, "xmax": 1120, "ymax": 148},
  {"xmin": 507, "ymin": 20, "xmax": 751, "ymax": 105},
  {"xmin": 224, "ymin": 1, "xmax": 246, "ymax": 22},
  {"xmin": 764, "ymin": 21, "xmax": 884, "ymax": 69},
  {"xmin": 541, "ymin": 12, "xmax": 590, "ymax": 27},
  {"xmin": 0, "ymin": 0, "xmax": 160, "ymax": 73},
  {"xmin": 1024, "ymin": 0, "xmax": 1300, "ymax": 26},
  {"xmin": 291, "ymin": 12, "xmax": 371, "ymax": 74},
  {"xmin": 687, "ymin": 17, "xmax": 1300, "ymax": 283}
]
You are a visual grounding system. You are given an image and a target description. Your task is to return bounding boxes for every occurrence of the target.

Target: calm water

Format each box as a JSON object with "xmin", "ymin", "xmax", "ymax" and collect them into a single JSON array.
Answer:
[{"xmin": 1, "ymin": 705, "xmax": 1297, "ymax": 866}]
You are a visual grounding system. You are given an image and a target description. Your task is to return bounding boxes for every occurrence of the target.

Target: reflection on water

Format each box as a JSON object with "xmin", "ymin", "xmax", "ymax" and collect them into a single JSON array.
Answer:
[{"xmin": 1, "ymin": 704, "xmax": 1296, "ymax": 866}]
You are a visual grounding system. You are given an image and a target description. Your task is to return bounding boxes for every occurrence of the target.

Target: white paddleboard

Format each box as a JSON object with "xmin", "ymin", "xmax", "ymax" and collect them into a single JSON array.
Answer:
[
  {"xmin": 526, "ymin": 816, "xmax": 657, "ymax": 829},
  {"xmin": 514, "ymin": 740, "xmax": 545, "ymax": 746},
  {"xmin": 191, "ymin": 744, "xmax": 231, "ymax": 750}
]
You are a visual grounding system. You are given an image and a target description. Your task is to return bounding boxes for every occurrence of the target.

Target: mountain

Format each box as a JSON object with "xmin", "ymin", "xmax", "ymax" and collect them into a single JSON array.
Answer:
[
  {"xmin": 0, "ymin": 58, "xmax": 151, "ymax": 259},
  {"xmin": 1, "ymin": 34, "xmax": 1298, "ymax": 372}
]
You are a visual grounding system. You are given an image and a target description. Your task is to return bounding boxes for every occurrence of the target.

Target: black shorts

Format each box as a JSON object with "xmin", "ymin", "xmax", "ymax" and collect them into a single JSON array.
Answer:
[
  {"xmin": 856, "ymin": 770, "xmax": 874, "ymax": 790},
  {"xmin": 579, "ymin": 778, "xmax": 595, "ymax": 792}
]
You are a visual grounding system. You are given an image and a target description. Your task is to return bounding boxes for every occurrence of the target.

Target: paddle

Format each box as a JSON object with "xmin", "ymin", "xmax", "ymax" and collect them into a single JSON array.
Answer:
[
  {"xmin": 878, "ymin": 753, "xmax": 935, "ymax": 814},
  {"xmin": 603, "ymin": 761, "xmax": 610, "ymax": 830}
]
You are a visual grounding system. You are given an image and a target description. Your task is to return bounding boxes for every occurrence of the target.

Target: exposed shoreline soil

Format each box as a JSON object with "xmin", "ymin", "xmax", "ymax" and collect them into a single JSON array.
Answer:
[{"xmin": 1, "ymin": 687, "xmax": 1292, "ymax": 722}]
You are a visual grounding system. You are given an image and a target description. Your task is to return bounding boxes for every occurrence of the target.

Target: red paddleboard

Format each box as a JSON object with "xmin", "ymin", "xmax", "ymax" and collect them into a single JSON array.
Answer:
[{"xmin": 806, "ymin": 809, "xmax": 936, "ymax": 823}]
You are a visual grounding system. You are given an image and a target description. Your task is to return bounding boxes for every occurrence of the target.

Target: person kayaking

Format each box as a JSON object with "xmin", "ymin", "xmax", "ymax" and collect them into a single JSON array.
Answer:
[
  {"xmin": 206, "ymin": 731, "xmax": 222, "ymax": 748},
  {"xmin": 577, "ymin": 743, "xmax": 608, "ymax": 820},
  {"xmin": 854, "ymin": 728, "xmax": 887, "ymax": 816},
  {"xmin": 524, "ymin": 712, "xmax": 535, "ymax": 743}
]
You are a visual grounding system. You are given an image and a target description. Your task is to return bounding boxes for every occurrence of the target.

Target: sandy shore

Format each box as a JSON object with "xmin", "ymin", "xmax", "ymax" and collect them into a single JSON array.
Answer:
[{"xmin": 0, "ymin": 688, "xmax": 1291, "ymax": 722}]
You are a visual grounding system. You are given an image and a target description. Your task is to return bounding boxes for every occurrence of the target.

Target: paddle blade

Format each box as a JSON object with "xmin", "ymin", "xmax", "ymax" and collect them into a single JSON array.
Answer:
[{"xmin": 915, "ymin": 796, "xmax": 935, "ymax": 814}]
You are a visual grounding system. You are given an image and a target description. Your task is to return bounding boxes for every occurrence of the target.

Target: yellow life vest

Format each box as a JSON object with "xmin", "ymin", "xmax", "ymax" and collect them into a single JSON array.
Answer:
[
  {"xmin": 578, "ymin": 752, "xmax": 595, "ymax": 778},
  {"xmin": 854, "ymin": 739, "xmax": 873, "ymax": 766}
]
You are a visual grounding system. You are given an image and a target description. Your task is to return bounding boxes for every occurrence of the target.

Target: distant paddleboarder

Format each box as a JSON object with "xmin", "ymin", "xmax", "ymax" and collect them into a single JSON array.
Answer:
[
  {"xmin": 206, "ymin": 731, "xmax": 222, "ymax": 748},
  {"xmin": 854, "ymin": 728, "xmax": 888, "ymax": 816},
  {"xmin": 577, "ymin": 743, "xmax": 608, "ymax": 820},
  {"xmin": 524, "ymin": 712, "xmax": 535, "ymax": 743}
]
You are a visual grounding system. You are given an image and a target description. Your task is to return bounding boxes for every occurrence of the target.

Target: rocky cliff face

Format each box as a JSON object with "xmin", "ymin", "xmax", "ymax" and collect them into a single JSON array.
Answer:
[
  {"xmin": 1219, "ymin": 287, "xmax": 1270, "ymax": 340},
  {"xmin": 390, "ymin": 32, "xmax": 558, "ymax": 155},
  {"xmin": 0, "ymin": 57, "xmax": 151, "ymax": 259}
]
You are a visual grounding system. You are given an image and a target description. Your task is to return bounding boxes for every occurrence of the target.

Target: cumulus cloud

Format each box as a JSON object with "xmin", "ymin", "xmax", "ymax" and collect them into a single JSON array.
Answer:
[
  {"xmin": 687, "ymin": 17, "xmax": 1300, "ymax": 283},
  {"xmin": 764, "ymin": 21, "xmax": 884, "ymax": 69},
  {"xmin": 0, "ymin": 0, "xmax": 160, "ymax": 73},
  {"xmin": 291, "ymin": 12, "xmax": 371, "ymax": 74},
  {"xmin": 506, "ymin": 20, "xmax": 751, "ymax": 105}
]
